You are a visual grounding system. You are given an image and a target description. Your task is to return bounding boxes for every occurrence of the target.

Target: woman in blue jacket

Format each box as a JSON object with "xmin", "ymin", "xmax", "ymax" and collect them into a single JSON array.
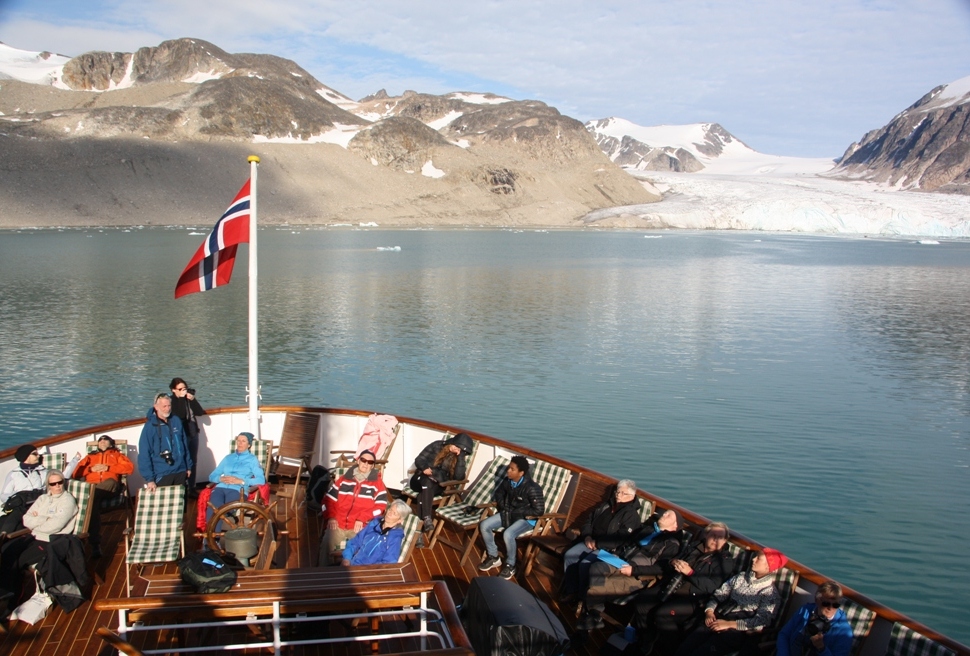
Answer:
[
  {"xmin": 342, "ymin": 500, "xmax": 411, "ymax": 566},
  {"xmin": 777, "ymin": 581, "xmax": 853, "ymax": 656},
  {"xmin": 206, "ymin": 432, "xmax": 266, "ymax": 528}
]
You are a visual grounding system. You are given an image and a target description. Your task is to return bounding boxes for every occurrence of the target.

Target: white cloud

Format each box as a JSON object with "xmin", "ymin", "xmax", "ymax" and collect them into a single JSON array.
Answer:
[{"xmin": 1, "ymin": 1, "xmax": 968, "ymax": 157}]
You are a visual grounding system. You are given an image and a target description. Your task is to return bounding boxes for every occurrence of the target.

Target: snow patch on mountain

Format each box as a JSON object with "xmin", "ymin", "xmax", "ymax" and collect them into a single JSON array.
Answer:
[
  {"xmin": 446, "ymin": 92, "xmax": 511, "ymax": 105},
  {"xmin": 426, "ymin": 110, "xmax": 463, "ymax": 130},
  {"xmin": 914, "ymin": 74, "xmax": 970, "ymax": 113},
  {"xmin": 0, "ymin": 42, "xmax": 69, "ymax": 86}
]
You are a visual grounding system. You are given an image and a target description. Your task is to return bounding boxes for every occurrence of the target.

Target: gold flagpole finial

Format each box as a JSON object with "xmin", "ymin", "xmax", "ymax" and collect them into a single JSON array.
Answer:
[{"xmin": 248, "ymin": 155, "xmax": 260, "ymax": 164}]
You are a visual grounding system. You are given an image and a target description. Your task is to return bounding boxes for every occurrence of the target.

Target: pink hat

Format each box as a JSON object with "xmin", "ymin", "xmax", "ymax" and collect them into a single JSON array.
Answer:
[{"xmin": 763, "ymin": 548, "xmax": 788, "ymax": 573}]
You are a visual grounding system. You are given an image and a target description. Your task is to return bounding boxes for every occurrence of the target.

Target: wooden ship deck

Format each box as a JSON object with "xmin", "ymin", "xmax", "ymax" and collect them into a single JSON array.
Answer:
[{"xmin": 1, "ymin": 406, "xmax": 967, "ymax": 656}]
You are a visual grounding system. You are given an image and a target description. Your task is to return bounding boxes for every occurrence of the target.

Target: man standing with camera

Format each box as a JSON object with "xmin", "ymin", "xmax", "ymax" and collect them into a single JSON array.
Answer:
[
  {"xmin": 777, "ymin": 581, "xmax": 853, "ymax": 656},
  {"xmin": 138, "ymin": 392, "xmax": 193, "ymax": 491}
]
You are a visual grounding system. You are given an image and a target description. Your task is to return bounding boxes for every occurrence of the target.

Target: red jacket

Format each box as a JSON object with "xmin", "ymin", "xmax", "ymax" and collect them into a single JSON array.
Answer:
[
  {"xmin": 72, "ymin": 448, "xmax": 135, "ymax": 485},
  {"xmin": 323, "ymin": 468, "xmax": 388, "ymax": 530}
]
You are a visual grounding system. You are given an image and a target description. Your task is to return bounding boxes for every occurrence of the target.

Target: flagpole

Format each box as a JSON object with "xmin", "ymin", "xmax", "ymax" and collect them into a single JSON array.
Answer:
[{"xmin": 247, "ymin": 155, "xmax": 260, "ymax": 438}]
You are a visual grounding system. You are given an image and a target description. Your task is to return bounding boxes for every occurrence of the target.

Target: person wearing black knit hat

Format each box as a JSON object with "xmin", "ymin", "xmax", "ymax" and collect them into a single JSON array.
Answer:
[{"xmin": 0, "ymin": 444, "xmax": 48, "ymax": 535}]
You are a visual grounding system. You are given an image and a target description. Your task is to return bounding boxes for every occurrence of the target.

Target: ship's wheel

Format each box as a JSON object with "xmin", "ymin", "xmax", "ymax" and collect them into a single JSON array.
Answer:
[{"xmin": 205, "ymin": 498, "xmax": 276, "ymax": 560}]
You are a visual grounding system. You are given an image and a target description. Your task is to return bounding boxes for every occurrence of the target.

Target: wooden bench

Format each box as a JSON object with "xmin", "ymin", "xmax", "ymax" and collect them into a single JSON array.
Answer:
[{"xmin": 96, "ymin": 568, "xmax": 473, "ymax": 656}]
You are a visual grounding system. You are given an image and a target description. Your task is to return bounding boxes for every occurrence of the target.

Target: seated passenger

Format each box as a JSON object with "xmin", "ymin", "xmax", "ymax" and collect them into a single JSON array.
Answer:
[
  {"xmin": 561, "ymin": 479, "xmax": 642, "ymax": 597},
  {"xmin": 777, "ymin": 581, "xmax": 853, "ymax": 656},
  {"xmin": 409, "ymin": 432, "xmax": 475, "ymax": 533},
  {"xmin": 674, "ymin": 548, "xmax": 788, "ymax": 656},
  {"xmin": 341, "ymin": 500, "xmax": 411, "ymax": 566},
  {"xmin": 206, "ymin": 432, "xmax": 266, "ymax": 529},
  {"xmin": 633, "ymin": 522, "xmax": 738, "ymax": 654},
  {"xmin": 0, "ymin": 445, "xmax": 48, "ymax": 535},
  {"xmin": 319, "ymin": 449, "xmax": 388, "ymax": 566},
  {"xmin": 477, "ymin": 455, "xmax": 545, "ymax": 581},
  {"xmin": 577, "ymin": 508, "xmax": 683, "ymax": 631},
  {"xmin": 0, "ymin": 470, "xmax": 78, "ymax": 601},
  {"xmin": 71, "ymin": 435, "xmax": 134, "ymax": 557}
]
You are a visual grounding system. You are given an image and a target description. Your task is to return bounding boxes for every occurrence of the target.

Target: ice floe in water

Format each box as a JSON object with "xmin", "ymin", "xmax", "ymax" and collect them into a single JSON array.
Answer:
[{"xmin": 376, "ymin": 246, "xmax": 401, "ymax": 251}]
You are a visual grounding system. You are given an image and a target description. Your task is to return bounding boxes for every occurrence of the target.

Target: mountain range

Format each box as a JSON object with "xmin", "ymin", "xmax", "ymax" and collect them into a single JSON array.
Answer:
[{"xmin": 1, "ymin": 38, "xmax": 968, "ymax": 232}]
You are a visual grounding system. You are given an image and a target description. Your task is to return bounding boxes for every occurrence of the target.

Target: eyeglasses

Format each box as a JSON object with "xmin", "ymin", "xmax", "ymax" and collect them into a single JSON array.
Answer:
[
  {"xmin": 49, "ymin": 480, "xmax": 65, "ymax": 487},
  {"xmin": 819, "ymin": 600, "xmax": 841, "ymax": 609},
  {"xmin": 358, "ymin": 459, "xmax": 376, "ymax": 465},
  {"xmin": 30, "ymin": 451, "xmax": 40, "ymax": 457}
]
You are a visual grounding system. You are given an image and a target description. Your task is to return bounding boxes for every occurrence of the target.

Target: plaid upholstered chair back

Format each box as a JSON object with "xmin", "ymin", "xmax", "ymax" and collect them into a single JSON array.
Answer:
[
  {"xmin": 397, "ymin": 513, "xmax": 422, "ymax": 564},
  {"xmin": 128, "ymin": 484, "xmax": 185, "ymax": 565},
  {"xmin": 40, "ymin": 451, "xmax": 66, "ymax": 472},
  {"xmin": 525, "ymin": 458, "xmax": 571, "ymax": 518},
  {"xmin": 887, "ymin": 623, "xmax": 956, "ymax": 656},
  {"xmin": 227, "ymin": 437, "xmax": 272, "ymax": 478},
  {"xmin": 66, "ymin": 478, "xmax": 95, "ymax": 536},
  {"xmin": 840, "ymin": 598, "xmax": 876, "ymax": 656}
]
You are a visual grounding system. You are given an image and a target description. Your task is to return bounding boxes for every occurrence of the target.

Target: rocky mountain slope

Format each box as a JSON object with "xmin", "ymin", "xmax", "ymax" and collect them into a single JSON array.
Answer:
[
  {"xmin": 0, "ymin": 39, "xmax": 657, "ymax": 227},
  {"xmin": 831, "ymin": 75, "xmax": 970, "ymax": 193}
]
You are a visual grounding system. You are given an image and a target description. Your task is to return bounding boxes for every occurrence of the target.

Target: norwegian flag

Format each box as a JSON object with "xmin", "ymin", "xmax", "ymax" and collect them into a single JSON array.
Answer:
[{"xmin": 175, "ymin": 180, "xmax": 251, "ymax": 299}]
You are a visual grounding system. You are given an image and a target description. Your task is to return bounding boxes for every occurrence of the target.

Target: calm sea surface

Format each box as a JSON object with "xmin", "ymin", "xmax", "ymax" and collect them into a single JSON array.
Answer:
[{"xmin": 1, "ymin": 228, "xmax": 968, "ymax": 643}]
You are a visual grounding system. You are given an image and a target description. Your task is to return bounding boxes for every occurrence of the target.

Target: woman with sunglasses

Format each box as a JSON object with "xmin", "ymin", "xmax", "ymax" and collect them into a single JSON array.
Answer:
[
  {"xmin": 777, "ymin": 581, "xmax": 853, "ymax": 656},
  {"xmin": 0, "ymin": 444, "xmax": 48, "ymax": 535},
  {"xmin": 319, "ymin": 449, "xmax": 389, "ymax": 565},
  {"xmin": 170, "ymin": 377, "xmax": 207, "ymax": 493},
  {"xmin": 0, "ymin": 470, "xmax": 78, "ymax": 600}
]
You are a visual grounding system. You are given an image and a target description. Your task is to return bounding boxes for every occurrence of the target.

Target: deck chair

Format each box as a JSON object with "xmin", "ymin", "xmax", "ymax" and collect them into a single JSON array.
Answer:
[
  {"xmin": 331, "ymin": 421, "xmax": 402, "ymax": 474},
  {"xmin": 124, "ymin": 484, "xmax": 185, "ymax": 595},
  {"xmin": 397, "ymin": 513, "xmax": 422, "ymax": 564},
  {"xmin": 887, "ymin": 623, "xmax": 956, "ymax": 656},
  {"xmin": 842, "ymin": 598, "xmax": 877, "ymax": 656},
  {"xmin": 508, "ymin": 458, "xmax": 573, "ymax": 571},
  {"xmin": 83, "ymin": 439, "xmax": 132, "ymax": 516},
  {"xmin": 401, "ymin": 437, "xmax": 480, "ymax": 513},
  {"xmin": 271, "ymin": 412, "xmax": 319, "ymax": 511},
  {"xmin": 66, "ymin": 479, "xmax": 96, "ymax": 539},
  {"xmin": 429, "ymin": 455, "xmax": 511, "ymax": 562}
]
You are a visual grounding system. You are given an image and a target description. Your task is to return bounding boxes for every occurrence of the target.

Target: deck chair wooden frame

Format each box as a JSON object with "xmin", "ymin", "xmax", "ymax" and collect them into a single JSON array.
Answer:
[
  {"xmin": 429, "ymin": 455, "xmax": 511, "ymax": 562},
  {"xmin": 96, "ymin": 627, "xmax": 146, "ymax": 656},
  {"xmin": 401, "ymin": 437, "xmax": 480, "ymax": 514},
  {"xmin": 271, "ymin": 412, "xmax": 319, "ymax": 511},
  {"xmin": 331, "ymin": 422, "xmax": 402, "ymax": 474},
  {"xmin": 124, "ymin": 484, "xmax": 186, "ymax": 596}
]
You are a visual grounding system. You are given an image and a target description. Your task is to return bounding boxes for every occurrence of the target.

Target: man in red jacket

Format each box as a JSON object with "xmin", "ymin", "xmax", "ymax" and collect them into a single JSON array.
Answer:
[
  {"xmin": 318, "ymin": 450, "xmax": 388, "ymax": 565},
  {"xmin": 72, "ymin": 435, "xmax": 134, "ymax": 556}
]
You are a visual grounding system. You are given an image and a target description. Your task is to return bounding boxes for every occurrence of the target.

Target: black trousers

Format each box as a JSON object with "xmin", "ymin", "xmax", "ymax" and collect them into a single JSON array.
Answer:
[{"xmin": 409, "ymin": 472, "xmax": 443, "ymax": 520}]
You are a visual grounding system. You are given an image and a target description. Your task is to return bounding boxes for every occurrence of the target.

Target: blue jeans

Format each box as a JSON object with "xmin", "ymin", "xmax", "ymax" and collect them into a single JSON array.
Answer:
[{"xmin": 479, "ymin": 514, "xmax": 533, "ymax": 567}]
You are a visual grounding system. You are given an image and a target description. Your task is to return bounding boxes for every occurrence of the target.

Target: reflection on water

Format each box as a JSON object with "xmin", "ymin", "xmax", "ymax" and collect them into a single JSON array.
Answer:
[{"xmin": 0, "ymin": 229, "xmax": 968, "ymax": 641}]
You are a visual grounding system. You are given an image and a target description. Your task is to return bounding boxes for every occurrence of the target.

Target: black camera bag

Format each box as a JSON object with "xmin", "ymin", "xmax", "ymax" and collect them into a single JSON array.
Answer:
[{"xmin": 178, "ymin": 549, "xmax": 237, "ymax": 593}]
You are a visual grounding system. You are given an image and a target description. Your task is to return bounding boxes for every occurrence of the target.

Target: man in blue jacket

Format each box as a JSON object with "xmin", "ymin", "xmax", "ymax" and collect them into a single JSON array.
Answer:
[
  {"xmin": 342, "ymin": 500, "xmax": 412, "ymax": 566},
  {"xmin": 138, "ymin": 392, "xmax": 192, "ymax": 491},
  {"xmin": 777, "ymin": 581, "xmax": 853, "ymax": 656}
]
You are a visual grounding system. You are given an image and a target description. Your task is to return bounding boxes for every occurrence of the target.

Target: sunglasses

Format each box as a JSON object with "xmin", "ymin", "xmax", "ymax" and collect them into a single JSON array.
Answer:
[
  {"xmin": 31, "ymin": 451, "xmax": 40, "ymax": 457},
  {"xmin": 358, "ymin": 459, "xmax": 376, "ymax": 465},
  {"xmin": 49, "ymin": 480, "xmax": 65, "ymax": 487},
  {"xmin": 819, "ymin": 600, "xmax": 841, "ymax": 609},
  {"xmin": 706, "ymin": 532, "xmax": 728, "ymax": 539}
]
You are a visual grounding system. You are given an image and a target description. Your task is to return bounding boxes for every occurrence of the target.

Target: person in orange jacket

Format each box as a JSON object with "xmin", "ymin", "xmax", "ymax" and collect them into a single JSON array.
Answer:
[{"xmin": 72, "ymin": 434, "xmax": 134, "ymax": 556}]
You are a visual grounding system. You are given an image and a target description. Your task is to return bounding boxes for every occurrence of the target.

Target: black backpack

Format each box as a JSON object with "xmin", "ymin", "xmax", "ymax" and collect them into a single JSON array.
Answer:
[
  {"xmin": 178, "ymin": 549, "xmax": 237, "ymax": 593},
  {"xmin": 305, "ymin": 465, "xmax": 331, "ymax": 512}
]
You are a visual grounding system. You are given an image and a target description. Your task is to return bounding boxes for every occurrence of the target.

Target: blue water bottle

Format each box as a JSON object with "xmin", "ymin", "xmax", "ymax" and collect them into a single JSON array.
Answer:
[{"xmin": 624, "ymin": 624, "xmax": 636, "ymax": 643}]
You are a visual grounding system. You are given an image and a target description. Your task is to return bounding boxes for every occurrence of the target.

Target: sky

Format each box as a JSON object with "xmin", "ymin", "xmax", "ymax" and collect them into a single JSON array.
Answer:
[{"xmin": 1, "ymin": 0, "xmax": 968, "ymax": 158}]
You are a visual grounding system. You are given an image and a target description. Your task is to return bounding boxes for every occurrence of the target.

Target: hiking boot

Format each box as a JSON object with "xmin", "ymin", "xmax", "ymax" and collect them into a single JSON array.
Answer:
[
  {"xmin": 498, "ymin": 563, "xmax": 516, "ymax": 580},
  {"xmin": 478, "ymin": 554, "xmax": 502, "ymax": 571},
  {"xmin": 576, "ymin": 610, "xmax": 604, "ymax": 631}
]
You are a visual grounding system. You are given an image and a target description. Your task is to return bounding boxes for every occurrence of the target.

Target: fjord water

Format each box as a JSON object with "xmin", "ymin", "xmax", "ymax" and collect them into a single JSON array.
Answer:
[{"xmin": 1, "ymin": 228, "xmax": 968, "ymax": 642}]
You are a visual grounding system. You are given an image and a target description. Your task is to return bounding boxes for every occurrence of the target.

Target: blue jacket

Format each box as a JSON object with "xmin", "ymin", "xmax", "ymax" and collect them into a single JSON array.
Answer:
[
  {"xmin": 209, "ymin": 450, "xmax": 266, "ymax": 492},
  {"xmin": 777, "ymin": 603, "xmax": 853, "ymax": 656},
  {"xmin": 138, "ymin": 408, "xmax": 191, "ymax": 483},
  {"xmin": 342, "ymin": 517, "xmax": 404, "ymax": 566}
]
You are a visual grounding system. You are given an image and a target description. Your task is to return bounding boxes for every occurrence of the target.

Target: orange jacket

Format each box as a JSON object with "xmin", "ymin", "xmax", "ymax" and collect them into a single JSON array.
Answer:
[{"xmin": 72, "ymin": 448, "xmax": 135, "ymax": 485}]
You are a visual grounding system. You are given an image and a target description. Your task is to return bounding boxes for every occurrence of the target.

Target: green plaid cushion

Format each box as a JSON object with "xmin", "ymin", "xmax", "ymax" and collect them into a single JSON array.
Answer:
[
  {"xmin": 888, "ymin": 623, "xmax": 956, "ymax": 656},
  {"xmin": 435, "ymin": 456, "xmax": 511, "ymax": 527},
  {"xmin": 40, "ymin": 452, "xmax": 66, "ymax": 472},
  {"xmin": 397, "ymin": 513, "xmax": 421, "ymax": 564},
  {"xmin": 66, "ymin": 479, "xmax": 94, "ymax": 535},
  {"xmin": 127, "ymin": 484, "xmax": 185, "ymax": 565},
  {"xmin": 527, "ymin": 459, "xmax": 571, "ymax": 517},
  {"xmin": 402, "ymin": 440, "xmax": 481, "ymax": 499},
  {"xmin": 841, "ymin": 598, "xmax": 876, "ymax": 656}
]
